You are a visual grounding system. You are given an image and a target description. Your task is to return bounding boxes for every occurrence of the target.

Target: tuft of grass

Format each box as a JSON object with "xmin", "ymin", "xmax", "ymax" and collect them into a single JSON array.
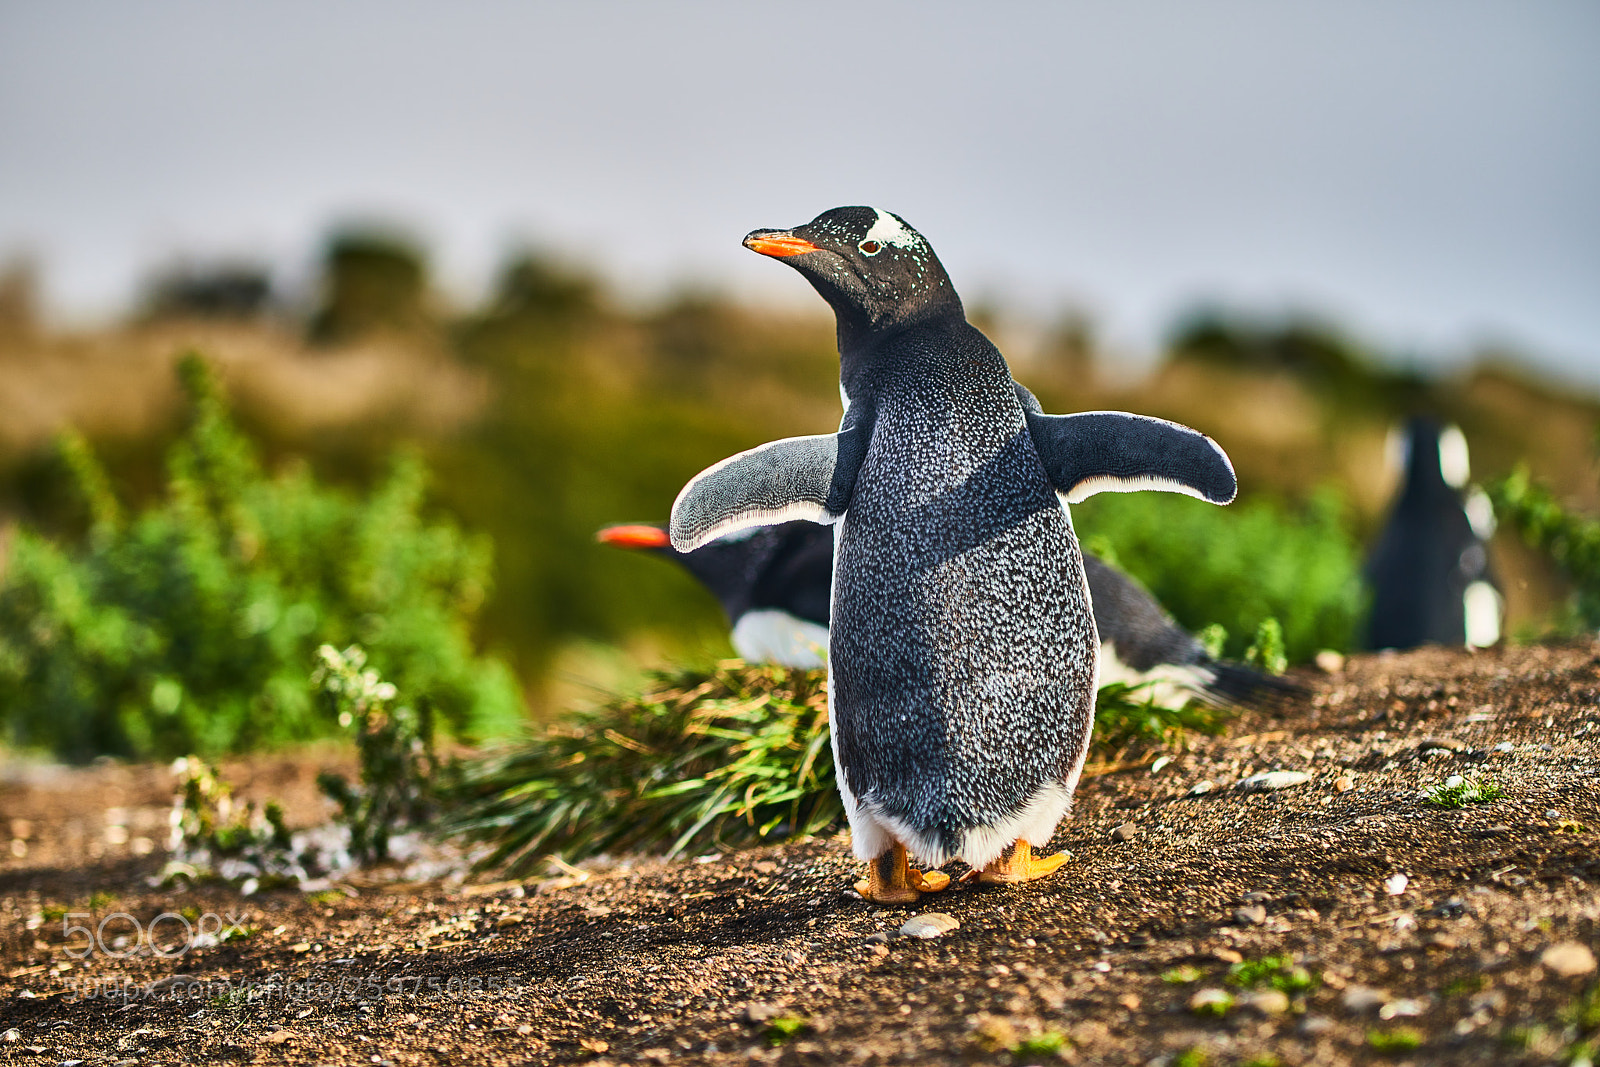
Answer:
[
  {"xmin": 1171, "ymin": 1048, "xmax": 1210, "ymax": 1067},
  {"xmin": 765, "ymin": 1015, "xmax": 809, "ymax": 1046},
  {"xmin": 446, "ymin": 660, "xmax": 1236, "ymax": 868},
  {"xmin": 1162, "ymin": 965, "xmax": 1204, "ymax": 984},
  {"xmin": 446, "ymin": 662, "xmax": 839, "ymax": 868},
  {"xmin": 1092, "ymin": 682, "xmax": 1233, "ymax": 755},
  {"xmin": 1228, "ymin": 955, "xmax": 1317, "ymax": 994},
  {"xmin": 1012, "ymin": 1029, "xmax": 1070, "ymax": 1057},
  {"xmin": 1423, "ymin": 774, "xmax": 1505, "ymax": 808},
  {"xmin": 1368, "ymin": 1027, "xmax": 1423, "ymax": 1053}
]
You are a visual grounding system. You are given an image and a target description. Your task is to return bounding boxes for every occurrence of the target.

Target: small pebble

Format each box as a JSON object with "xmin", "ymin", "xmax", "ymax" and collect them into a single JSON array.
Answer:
[
  {"xmin": 1299, "ymin": 1015, "xmax": 1335, "ymax": 1035},
  {"xmin": 1545, "ymin": 809, "xmax": 1561, "ymax": 819},
  {"xmin": 1416, "ymin": 737, "xmax": 1466, "ymax": 753},
  {"xmin": 0, "ymin": 1029, "xmax": 18, "ymax": 1043},
  {"xmin": 1493, "ymin": 741, "xmax": 1514, "ymax": 753},
  {"xmin": 867, "ymin": 942, "xmax": 889, "ymax": 958},
  {"xmin": 1541, "ymin": 942, "xmax": 1598, "ymax": 978},
  {"xmin": 864, "ymin": 931, "xmax": 891, "ymax": 944},
  {"xmin": 1314, "ymin": 650, "xmax": 1345, "ymax": 673},
  {"xmin": 1233, "ymin": 905, "xmax": 1267, "ymax": 926},
  {"xmin": 1239, "ymin": 770, "xmax": 1312, "ymax": 792},
  {"xmin": 1188, "ymin": 780, "xmax": 1216, "ymax": 796},
  {"xmin": 743, "ymin": 1003, "xmax": 783, "ymax": 1023},
  {"xmin": 1383, "ymin": 873, "xmax": 1409, "ymax": 895},
  {"xmin": 1380, "ymin": 998, "xmax": 1428, "ymax": 1019},
  {"xmin": 1212, "ymin": 948, "xmax": 1244, "ymax": 964},
  {"xmin": 1333, "ymin": 775, "xmax": 1355, "ymax": 793},
  {"xmin": 1239, "ymin": 990, "xmax": 1290, "ymax": 1015},
  {"xmin": 1342, "ymin": 986, "xmax": 1388, "ymax": 1013},
  {"xmin": 899, "ymin": 913, "xmax": 959, "ymax": 939},
  {"xmin": 1110, "ymin": 823, "xmax": 1137, "ymax": 843},
  {"xmin": 495, "ymin": 915, "xmax": 521, "ymax": 929}
]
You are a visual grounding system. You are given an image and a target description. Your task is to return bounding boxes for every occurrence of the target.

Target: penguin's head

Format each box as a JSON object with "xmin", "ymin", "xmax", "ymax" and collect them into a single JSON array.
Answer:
[
  {"xmin": 1387, "ymin": 416, "xmax": 1470, "ymax": 494},
  {"xmin": 743, "ymin": 207, "xmax": 960, "ymax": 334}
]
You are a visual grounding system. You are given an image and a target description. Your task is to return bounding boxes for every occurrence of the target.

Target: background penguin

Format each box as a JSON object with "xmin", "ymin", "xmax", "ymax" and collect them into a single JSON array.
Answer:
[
  {"xmin": 1366, "ymin": 416, "xmax": 1502, "ymax": 650},
  {"xmin": 597, "ymin": 520, "xmax": 1299, "ymax": 708},
  {"xmin": 595, "ymin": 521, "xmax": 832, "ymax": 667},
  {"xmin": 668, "ymin": 206, "xmax": 1236, "ymax": 904}
]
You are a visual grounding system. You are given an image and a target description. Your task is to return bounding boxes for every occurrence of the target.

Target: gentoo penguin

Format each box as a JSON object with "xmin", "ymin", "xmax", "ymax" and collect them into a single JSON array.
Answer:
[
  {"xmin": 669, "ymin": 207, "xmax": 1236, "ymax": 904},
  {"xmin": 597, "ymin": 521, "xmax": 1298, "ymax": 708},
  {"xmin": 595, "ymin": 521, "xmax": 832, "ymax": 667},
  {"xmin": 1366, "ymin": 416, "xmax": 1501, "ymax": 649}
]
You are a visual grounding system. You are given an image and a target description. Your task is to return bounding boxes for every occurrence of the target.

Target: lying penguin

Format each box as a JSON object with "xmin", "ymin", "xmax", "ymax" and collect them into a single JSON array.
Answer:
[
  {"xmin": 596, "ymin": 520, "xmax": 1297, "ymax": 708},
  {"xmin": 1366, "ymin": 416, "xmax": 1502, "ymax": 649},
  {"xmin": 669, "ymin": 207, "xmax": 1236, "ymax": 903}
]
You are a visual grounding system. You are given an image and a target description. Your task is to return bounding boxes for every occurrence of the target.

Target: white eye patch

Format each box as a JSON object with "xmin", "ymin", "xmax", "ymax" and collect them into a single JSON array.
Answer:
[{"xmin": 863, "ymin": 208, "xmax": 920, "ymax": 250}]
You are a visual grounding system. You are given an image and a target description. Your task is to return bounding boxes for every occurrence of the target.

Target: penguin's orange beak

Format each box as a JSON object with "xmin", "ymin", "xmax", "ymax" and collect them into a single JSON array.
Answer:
[
  {"xmin": 743, "ymin": 232, "xmax": 819, "ymax": 258},
  {"xmin": 595, "ymin": 524, "xmax": 671, "ymax": 550}
]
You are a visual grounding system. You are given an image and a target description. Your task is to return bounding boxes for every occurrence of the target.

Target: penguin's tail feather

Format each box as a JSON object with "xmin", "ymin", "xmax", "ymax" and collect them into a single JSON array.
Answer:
[{"xmin": 1195, "ymin": 660, "xmax": 1307, "ymax": 709}]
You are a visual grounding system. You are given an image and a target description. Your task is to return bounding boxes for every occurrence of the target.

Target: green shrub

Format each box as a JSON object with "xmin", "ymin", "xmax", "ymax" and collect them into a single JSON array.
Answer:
[
  {"xmin": 1075, "ymin": 487, "xmax": 1364, "ymax": 664},
  {"xmin": 0, "ymin": 354, "xmax": 521, "ymax": 760},
  {"xmin": 1488, "ymin": 464, "xmax": 1600, "ymax": 631}
]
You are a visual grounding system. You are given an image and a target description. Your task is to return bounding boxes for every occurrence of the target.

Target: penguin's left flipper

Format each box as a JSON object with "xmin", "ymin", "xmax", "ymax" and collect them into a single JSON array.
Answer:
[
  {"xmin": 669, "ymin": 415, "xmax": 869, "ymax": 553},
  {"xmin": 1014, "ymin": 385, "xmax": 1236, "ymax": 505}
]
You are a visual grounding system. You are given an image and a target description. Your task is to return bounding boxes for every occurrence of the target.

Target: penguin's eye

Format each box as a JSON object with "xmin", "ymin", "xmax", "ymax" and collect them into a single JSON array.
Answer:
[{"xmin": 858, "ymin": 240, "xmax": 881, "ymax": 256}]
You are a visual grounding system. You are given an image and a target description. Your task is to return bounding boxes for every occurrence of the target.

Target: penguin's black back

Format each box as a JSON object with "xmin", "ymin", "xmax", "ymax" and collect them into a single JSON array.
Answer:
[
  {"xmin": 830, "ymin": 321, "xmax": 1094, "ymax": 857},
  {"xmin": 670, "ymin": 522, "xmax": 833, "ymax": 627},
  {"xmin": 1081, "ymin": 554, "xmax": 1204, "ymax": 671}
]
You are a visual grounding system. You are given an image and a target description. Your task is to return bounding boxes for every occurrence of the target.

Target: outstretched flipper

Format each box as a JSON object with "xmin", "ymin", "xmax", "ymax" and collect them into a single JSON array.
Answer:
[
  {"xmin": 670, "ymin": 409, "xmax": 871, "ymax": 552},
  {"xmin": 1013, "ymin": 383, "xmax": 1236, "ymax": 505}
]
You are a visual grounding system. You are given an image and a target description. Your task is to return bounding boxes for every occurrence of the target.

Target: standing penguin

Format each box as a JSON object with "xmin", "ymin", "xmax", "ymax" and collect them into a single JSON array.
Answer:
[
  {"xmin": 1366, "ymin": 416, "xmax": 1501, "ymax": 649},
  {"xmin": 597, "ymin": 521, "xmax": 1299, "ymax": 709},
  {"xmin": 670, "ymin": 207, "xmax": 1236, "ymax": 903}
]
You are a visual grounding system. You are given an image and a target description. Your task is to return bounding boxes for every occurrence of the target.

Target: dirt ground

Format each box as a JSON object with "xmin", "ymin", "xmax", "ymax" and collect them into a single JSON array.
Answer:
[{"xmin": 2, "ymin": 641, "xmax": 1597, "ymax": 1066}]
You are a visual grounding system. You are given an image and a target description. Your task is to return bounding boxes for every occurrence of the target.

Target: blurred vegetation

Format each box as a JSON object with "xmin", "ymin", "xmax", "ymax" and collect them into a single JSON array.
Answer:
[
  {"xmin": 1167, "ymin": 308, "xmax": 1432, "ymax": 416},
  {"xmin": 142, "ymin": 261, "xmax": 274, "ymax": 322},
  {"xmin": 2, "ymin": 227, "xmax": 1598, "ymax": 736},
  {"xmin": 308, "ymin": 228, "xmax": 433, "ymax": 344},
  {"xmin": 1488, "ymin": 462, "xmax": 1600, "ymax": 631},
  {"xmin": 0, "ymin": 355, "xmax": 520, "ymax": 761}
]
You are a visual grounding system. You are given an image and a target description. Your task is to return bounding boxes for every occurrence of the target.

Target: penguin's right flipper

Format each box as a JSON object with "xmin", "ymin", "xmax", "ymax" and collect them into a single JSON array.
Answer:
[
  {"xmin": 1022, "ymin": 408, "xmax": 1237, "ymax": 505},
  {"xmin": 670, "ymin": 419, "xmax": 869, "ymax": 552}
]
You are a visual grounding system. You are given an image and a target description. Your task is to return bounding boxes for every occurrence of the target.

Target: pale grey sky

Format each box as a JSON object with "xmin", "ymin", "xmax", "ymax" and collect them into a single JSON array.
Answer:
[{"xmin": 2, "ymin": 1, "xmax": 1597, "ymax": 382}]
